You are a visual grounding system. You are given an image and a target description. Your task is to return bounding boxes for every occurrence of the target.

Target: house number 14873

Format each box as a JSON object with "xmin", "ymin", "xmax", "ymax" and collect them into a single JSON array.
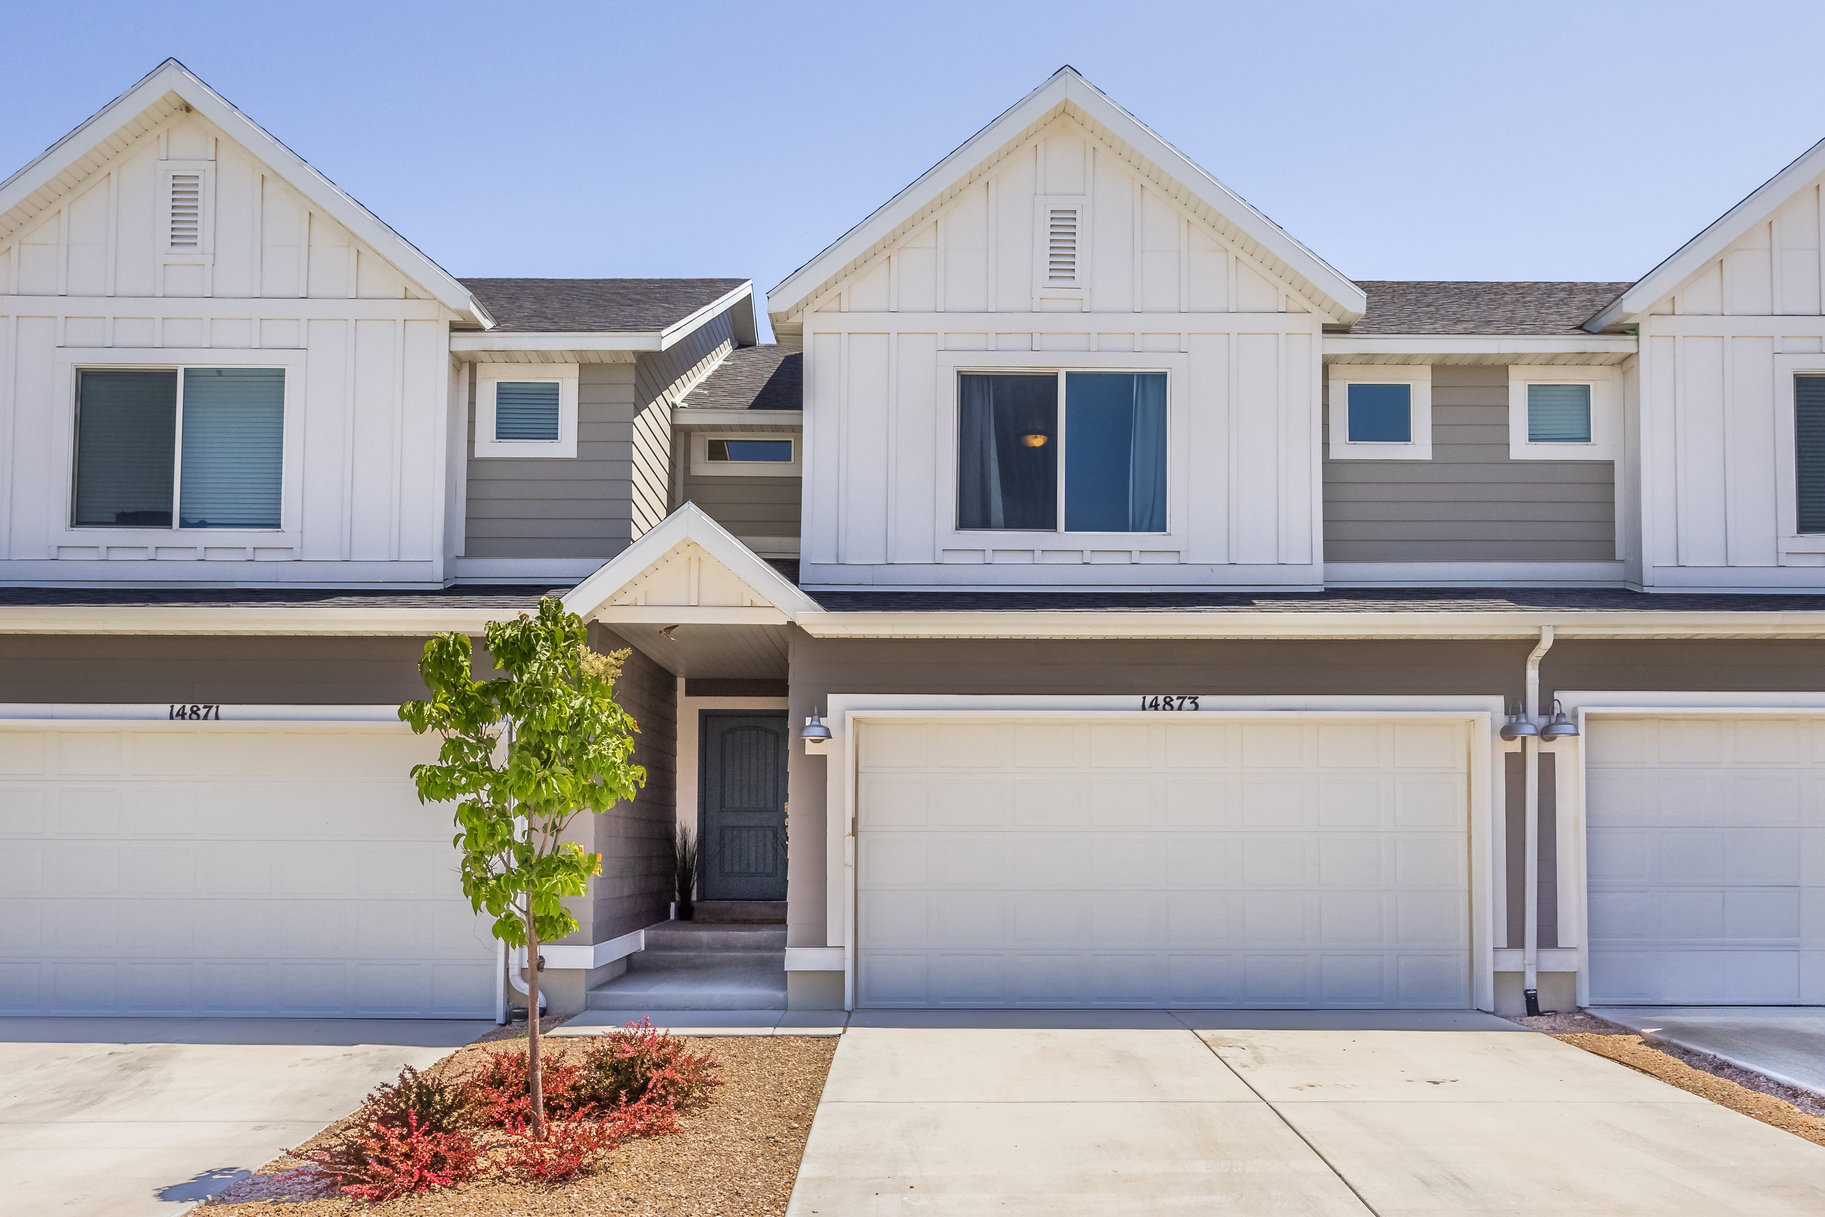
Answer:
[
  {"xmin": 168, "ymin": 703, "xmax": 221, "ymax": 720},
  {"xmin": 1140, "ymin": 696, "xmax": 1200, "ymax": 711}
]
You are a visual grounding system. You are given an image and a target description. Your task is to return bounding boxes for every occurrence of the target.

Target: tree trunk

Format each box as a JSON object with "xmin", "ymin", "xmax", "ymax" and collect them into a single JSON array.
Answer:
[{"xmin": 525, "ymin": 911, "xmax": 546, "ymax": 1139}]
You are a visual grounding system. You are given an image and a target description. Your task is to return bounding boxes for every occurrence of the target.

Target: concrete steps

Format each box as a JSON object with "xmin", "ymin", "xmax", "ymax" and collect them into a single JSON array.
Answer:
[
  {"xmin": 585, "ymin": 917, "xmax": 787, "ymax": 1012},
  {"xmin": 691, "ymin": 900, "xmax": 787, "ymax": 924}
]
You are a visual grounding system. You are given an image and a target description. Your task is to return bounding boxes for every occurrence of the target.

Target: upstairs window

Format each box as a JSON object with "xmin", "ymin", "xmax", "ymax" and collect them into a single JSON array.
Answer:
[
  {"xmin": 1795, "ymin": 375, "xmax": 1825, "ymax": 533},
  {"xmin": 1507, "ymin": 368, "xmax": 1617, "ymax": 460},
  {"xmin": 690, "ymin": 433, "xmax": 800, "ymax": 477},
  {"xmin": 73, "ymin": 367, "xmax": 284, "ymax": 529},
  {"xmin": 957, "ymin": 370, "xmax": 1167, "ymax": 533},
  {"xmin": 474, "ymin": 364, "xmax": 578, "ymax": 458},
  {"xmin": 1526, "ymin": 383, "xmax": 1593, "ymax": 443},
  {"xmin": 1328, "ymin": 369, "xmax": 1432, "ymax": 459}
]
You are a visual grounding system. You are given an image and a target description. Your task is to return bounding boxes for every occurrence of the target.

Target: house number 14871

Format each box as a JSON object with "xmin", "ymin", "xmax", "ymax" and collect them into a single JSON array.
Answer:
[
  {"xmin": 168, "ymin": 703, "xmax": 221, "ymax": 720},
  {"xmin": 1140, "ymin": 696, "xmax": 1200, "ymax": 711}
]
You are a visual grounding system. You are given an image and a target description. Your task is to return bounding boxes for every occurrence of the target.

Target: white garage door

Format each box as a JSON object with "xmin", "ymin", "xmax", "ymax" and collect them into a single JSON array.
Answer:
[
  {"xmin": 856, "ymin": 716, "xmax": 1471, "ymax": 1008},
  {"xmin": 0, "ymin": 722, "xmax": 495, "ymax": 1017},
  {"xmin": 1586, "ymin": 715, "xmax": 1825, "ymax": 1005}
]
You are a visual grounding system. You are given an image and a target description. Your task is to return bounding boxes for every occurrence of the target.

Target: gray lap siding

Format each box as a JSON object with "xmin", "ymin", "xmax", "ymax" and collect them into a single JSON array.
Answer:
[{"xmin": 1322, "ymin": 364, "xmax": 1617, "ymax": 563}]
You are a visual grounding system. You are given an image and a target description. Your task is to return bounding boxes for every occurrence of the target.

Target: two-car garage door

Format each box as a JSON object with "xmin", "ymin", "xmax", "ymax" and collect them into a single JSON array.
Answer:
[
  {"xmin": 0, "ymin": 722, "xmax": 494, "ymax": 1017},
  {"xmin": 856, "ymin": 716, "xmax": 1472, "ymax": 1008}
]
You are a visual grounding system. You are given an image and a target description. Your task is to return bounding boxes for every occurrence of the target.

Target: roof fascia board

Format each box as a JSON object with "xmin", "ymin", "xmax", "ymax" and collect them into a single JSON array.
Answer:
[
  {"xmin": 1587, "ymin": 135, "xmax": 1825, "ymax": 331},
  {"xmin": 793, "ymin": 608, "xmax": 1825, "ymax": 641},
  {"xmin": 658, "ymin": 282, "xmax": 755, "ymax": 350},
  {"xmin": 767, "ymin": 67, "xmax": 1364, "ymax": 327},
  {"xmin": 451, "ymin": 332, "xmax": 663, "ymax": 353},
  {"xmin": 1324, "ymin": 334, "xmax": 1638, "ymax": 359},
  {"xmin": 670, "ymin": 407, "xmax": 802, "ymax": 428},
  {"xmin": 0, "ymin": 606, "xmax": 516, "ymax": 635},
  {"xmin": 0, "ymin": 59, "xmax": 491, "ymax": 326},
  {"xmin": 562, "ymin": 502, "xmax": 821, "ymax": 621}
]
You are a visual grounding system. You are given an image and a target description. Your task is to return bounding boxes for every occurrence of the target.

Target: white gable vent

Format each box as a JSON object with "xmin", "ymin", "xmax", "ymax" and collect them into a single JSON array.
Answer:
[
  {"xmin": 1032, "ymin": 196, "xmax": 1088, "ymax": 300},
  {"xmin": 159, "ymin": 161, "xmax": 214, "ymax": 257},
  {"xmin": 168, "ymin": 174, "xmax": 202, "ymax": 248}
]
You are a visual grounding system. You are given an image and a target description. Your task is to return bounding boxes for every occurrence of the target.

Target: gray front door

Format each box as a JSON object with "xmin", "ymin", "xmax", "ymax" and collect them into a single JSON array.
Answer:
[{"xmin": 699, "ymin": 711, "xmax": 789, "ymax": 900}]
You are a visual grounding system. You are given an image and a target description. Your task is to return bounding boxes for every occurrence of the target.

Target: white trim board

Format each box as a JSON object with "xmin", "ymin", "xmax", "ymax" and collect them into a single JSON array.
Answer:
[{"xmin": 808, "ymin": 693, "xmax": 1505, "ymax": 1013}]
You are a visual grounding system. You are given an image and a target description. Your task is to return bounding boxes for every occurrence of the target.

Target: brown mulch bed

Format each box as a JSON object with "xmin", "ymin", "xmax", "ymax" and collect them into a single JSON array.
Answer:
[
  {"xmin": 203, "ymin": 1029, "xmax": 836, "ymax": 1217},
  {"xmin": 1514, "ymin": 1010, "xmax": 1825, "ymax": 1148}
]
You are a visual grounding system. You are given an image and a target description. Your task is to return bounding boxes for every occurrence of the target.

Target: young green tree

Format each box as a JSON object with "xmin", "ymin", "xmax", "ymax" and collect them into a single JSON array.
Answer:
[{"xmin": 399, "ymin": 597, "xmax": 643, "ymax": 1137}]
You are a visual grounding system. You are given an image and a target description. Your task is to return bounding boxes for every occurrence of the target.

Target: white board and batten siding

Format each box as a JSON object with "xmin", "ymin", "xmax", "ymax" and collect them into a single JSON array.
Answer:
[
  {"xmin": 798, "ymin": 115, "xmax": 1324, "ymax": 590},
  {"xmin": 0, "ymin": 112, "xmax": 456, "ymax": 584},
  {"xmin": 1637, "ymin": 174, "xmax": 1825, "ymax": 588}
]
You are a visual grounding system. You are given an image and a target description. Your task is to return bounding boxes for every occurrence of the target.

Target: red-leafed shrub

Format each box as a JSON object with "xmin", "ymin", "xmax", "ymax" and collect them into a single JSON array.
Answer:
[
  {"xmin": 571, "ymin": 1019, "xmax": 720, "ymax": 1112},
  {"xmin": 497, "ymin": 1112, "xmax": 625, "ymax": 1184},
  {"xmin": 464, "ymin": 1048, "xmax": 590, "ymax": 1124},
  {"xmin": 298, "ymin": 1110, "xmax": 481, "ymax": 1202}
]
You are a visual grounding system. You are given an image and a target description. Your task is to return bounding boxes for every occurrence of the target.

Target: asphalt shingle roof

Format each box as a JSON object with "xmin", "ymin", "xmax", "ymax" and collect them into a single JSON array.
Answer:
[
  {"xmin": 460, "ymin": 278, "xmax": 746, "ymax": 333},
  {"xmin": 679, "ymin": 345, "xmax": 802, "ymax": 411},
  {"xmin": 1351, "ymin": 281, "xmax": 1634, "ymax": 336}
]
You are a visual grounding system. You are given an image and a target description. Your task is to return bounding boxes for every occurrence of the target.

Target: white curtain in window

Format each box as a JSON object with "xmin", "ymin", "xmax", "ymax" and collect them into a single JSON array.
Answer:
[{"xmin": 179, "ymin": 368, "xmax": 284, "ymax": 528}]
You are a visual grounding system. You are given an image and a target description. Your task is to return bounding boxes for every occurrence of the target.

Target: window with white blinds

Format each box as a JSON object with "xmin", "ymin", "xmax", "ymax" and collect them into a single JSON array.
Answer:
[
  {"xmin": 72, "ymin": 367, "xmax": 284, "ymax": 530},
  {"xmin": 493, "ymin": 381, "xmax": 562, "ymax": 441},
  {"xmin": 1796, "ymin": 375, "xmax": 1825, "ymax": 534},
  {"xmin": 1526, "ymin": 383, "xmax": 1593, "ymax": 443}
]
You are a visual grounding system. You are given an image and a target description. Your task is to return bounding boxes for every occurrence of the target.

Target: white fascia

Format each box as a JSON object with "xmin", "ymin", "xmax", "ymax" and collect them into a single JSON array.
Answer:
[
  {"xmin": 0, "ymin": 606, "xmax": 519, "ymax": 635},
  {"xmin": 1324, "ymin": 334, "xmax": 1637, "ymax": 363}
]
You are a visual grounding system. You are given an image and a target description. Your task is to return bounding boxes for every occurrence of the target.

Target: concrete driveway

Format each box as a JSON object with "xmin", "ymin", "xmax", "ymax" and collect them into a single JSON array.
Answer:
[
  {"xmin": 1592, "ymin": 1007, "xmax": 1825, "ymax": 1097},
  {"xmin": 0, "ymin": 1017, "xmax": 490, "ymax": 1217},
  {"xmin": 787, "ymin": 1010, "xmax": 1825, "ymax": 1216}
]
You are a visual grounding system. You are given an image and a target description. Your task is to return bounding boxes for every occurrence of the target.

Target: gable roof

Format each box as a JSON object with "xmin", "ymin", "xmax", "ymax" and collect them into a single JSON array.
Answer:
[
  {"xmin": 0, "ymin": 59, "xmax": 491, "ymax": 326},
  {"xmin": 767, "ymin": 66, "xmax": 1366, "ymax": 330},
  {"xmin": 1586, "ymin": 134, "xmax": 1825, "ymax": 331},
  {"xmin": 562, "ymin": 502, "xmax": 821, "ymax": 623},
  {"xmin": 461, "ymin": 278, "xmax": 751, "ymax": 334},
  {"xmin": 1352, "ymin": 281, "xmax": 1633, "ymax": 336},
  {"xmin": 677, "ymin": 345, "xmax": 802, "ymax": 412}
]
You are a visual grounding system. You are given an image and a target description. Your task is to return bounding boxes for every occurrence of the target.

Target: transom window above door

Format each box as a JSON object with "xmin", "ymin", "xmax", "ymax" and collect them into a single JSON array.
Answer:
[
  {"xmin": 957, "ymin": 371, "xmax": 1167, "ymax": 533},
  {"xmin": 72, "ymin": 366, "xmax": 284, "ymax": 529}
]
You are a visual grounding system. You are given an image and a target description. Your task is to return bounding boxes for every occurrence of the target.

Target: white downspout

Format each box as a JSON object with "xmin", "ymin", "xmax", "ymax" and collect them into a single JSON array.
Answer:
[{"xmin": 1523, "ymin": 625, "xmax": 1555, "ymax": 1017}]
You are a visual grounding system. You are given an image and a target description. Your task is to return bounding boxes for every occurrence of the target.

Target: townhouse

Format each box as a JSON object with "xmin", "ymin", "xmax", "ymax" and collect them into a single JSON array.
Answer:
[{"xmin": 4, "ymin": 61, "xmax": 1824, "ymax": 1020}]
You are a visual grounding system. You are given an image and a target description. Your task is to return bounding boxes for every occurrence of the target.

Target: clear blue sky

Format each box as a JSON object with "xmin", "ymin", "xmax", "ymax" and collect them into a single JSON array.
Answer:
[{"xmin": 7, "ymin": 0, "xmax": 1825, "ymax": 334}]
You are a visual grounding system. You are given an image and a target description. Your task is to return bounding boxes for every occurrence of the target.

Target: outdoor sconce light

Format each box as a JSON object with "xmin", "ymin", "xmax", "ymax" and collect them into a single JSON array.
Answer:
[
  {"xmin": 1540, "ymin": 699, "xmax": 1579, "ymax": 741},
  {"xmin": 1498, "ymin": 703, "xmax": 1538, "ymax": 741},
  {"xmin": 802, "ymin": 711, "xmax": 832, "ymax": 752}
]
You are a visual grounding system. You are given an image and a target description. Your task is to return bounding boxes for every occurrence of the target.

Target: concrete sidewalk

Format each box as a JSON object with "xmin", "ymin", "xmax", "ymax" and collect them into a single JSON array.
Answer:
[
  {"xmin": 0, "ymin": 1017, "xmax": 489, "ymax": 1216},
  {"xmin": 1591, "ymin": 1007, "xmax": 1825, "ymax": 1097},
  {"xmin": 787, "ymin": 1011, "xmax": 1825, "ymax": 1216}
]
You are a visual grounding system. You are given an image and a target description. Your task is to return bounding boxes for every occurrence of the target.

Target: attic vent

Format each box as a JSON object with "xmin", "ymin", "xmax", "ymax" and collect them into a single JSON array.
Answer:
[
  {"xmin": 1032, "ymin": 196, "xmax": 1088, "ymax": 299},
  {"xmin": 168, "ymin": 173, "xmax": 202, "ymax": 248},
  {"xmin": 1046, "ymin": 208, "xmax": 1078, "ymax": 285}
]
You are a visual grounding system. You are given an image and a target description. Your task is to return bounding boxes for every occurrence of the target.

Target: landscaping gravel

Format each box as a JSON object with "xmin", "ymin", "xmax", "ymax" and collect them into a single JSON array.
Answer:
[
  {"xmin": 203, "ymin": 1031, "xmax": 836, "ymax": 1216},
  {"xmin": 1514, "ymin": 1010, "xmax": 1825, "ymax": 1147}
]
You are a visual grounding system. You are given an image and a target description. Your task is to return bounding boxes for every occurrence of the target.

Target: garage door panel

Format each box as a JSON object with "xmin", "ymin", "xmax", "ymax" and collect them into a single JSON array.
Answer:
[
  {"xmin": 857, "ymin": 717, "xmax": 1471, "ymax": 1009},
  {"xmin": 1587, "ymin": 715, "xmax": 1825, "ymax": 1005}
]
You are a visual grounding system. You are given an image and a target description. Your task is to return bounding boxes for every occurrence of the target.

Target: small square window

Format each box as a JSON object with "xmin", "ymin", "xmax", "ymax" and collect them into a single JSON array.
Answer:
[
  {"xmin": 494, "ymin": 381, "xmax": 562, "ymax": 442},
  {"xmin": 1347, "ymin": 383, "xmax": 1412, "ymax": 443},
  {"xmin": 1329, "ymin": 370, "xmax": 1431, "ymax": 459},
  {"xmin": 1507, "ymin": 368, "xmax": 1616, "ymax": 460},
  {"xmin": 1527, "ymin": 383, "xmax": 1592, "ymax": 443},
  {"xmin": 474, "ymin": 364, "xmax": 578, "ymax": 458}
]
